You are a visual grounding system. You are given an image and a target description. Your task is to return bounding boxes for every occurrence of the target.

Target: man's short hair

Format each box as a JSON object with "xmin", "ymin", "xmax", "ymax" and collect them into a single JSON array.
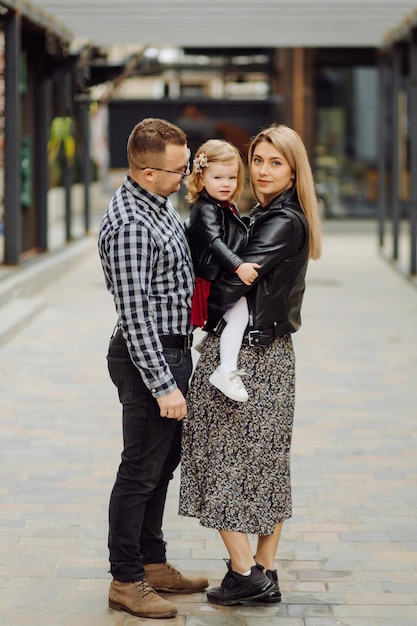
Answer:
[{"xmin": 127, "ymin": 118, "xmax": 187, "ymax": 170}]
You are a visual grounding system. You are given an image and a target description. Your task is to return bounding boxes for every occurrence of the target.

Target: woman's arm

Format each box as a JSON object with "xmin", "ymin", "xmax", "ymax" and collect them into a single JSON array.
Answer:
[{"xmin": 208, "ymin": 210, "xmax": 305, "ymax": 321}]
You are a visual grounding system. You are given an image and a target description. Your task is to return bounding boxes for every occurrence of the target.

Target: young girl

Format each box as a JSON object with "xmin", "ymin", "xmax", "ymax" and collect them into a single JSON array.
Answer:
[{"xmin": 185, "ymin": 139, "xmax": 260, "ymax": 402}]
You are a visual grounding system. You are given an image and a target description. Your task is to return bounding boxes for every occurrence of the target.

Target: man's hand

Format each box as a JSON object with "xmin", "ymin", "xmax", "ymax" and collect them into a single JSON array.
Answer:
[{"xmin": 157, "ymin": 388, "xmax": 187, "ymax": 421}]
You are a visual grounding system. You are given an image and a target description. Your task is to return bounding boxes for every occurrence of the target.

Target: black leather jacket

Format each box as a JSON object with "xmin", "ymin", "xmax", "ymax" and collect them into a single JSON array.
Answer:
[
  {"xmin": 206, "ymin": 188, "xmax": 310, "ymax": 344},
  {"xmin": 185, "ymin": 190, "xmax": 249, "ymax": 281}
]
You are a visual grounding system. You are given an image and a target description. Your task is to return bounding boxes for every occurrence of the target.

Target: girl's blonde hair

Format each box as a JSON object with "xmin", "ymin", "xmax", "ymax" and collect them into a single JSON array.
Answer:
[
  {"xmin": 186, "ymin": 139, "xmax": 245, "ymax": 204},
  {"xmin": 248, "ymin": 125, "xmax": 321, "ymax": 260}
]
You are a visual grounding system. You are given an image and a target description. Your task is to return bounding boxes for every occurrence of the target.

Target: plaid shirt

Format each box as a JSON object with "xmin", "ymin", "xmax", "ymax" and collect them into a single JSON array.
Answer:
[{"xmin": 98, "ymin": 175, "xmax": 194, "ymax": 397}]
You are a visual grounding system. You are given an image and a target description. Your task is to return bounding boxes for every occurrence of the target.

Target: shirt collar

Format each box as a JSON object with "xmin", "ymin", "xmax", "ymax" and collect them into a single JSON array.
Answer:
[{"xmin": 125, "ymin": 174, "xmax": 168, "ymax": 211}]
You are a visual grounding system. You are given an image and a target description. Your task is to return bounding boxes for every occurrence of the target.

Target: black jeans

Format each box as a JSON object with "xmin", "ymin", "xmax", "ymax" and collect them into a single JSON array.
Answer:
[{"xmin": 106, "ymin": 329, "xmax": 192, "ymax": 582}]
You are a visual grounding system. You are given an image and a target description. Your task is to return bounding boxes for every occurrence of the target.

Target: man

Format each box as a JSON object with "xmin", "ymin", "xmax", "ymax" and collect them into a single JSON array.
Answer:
[{"xmin": 98, "ymin": 118, "xmax": 208, "ymax": 619}]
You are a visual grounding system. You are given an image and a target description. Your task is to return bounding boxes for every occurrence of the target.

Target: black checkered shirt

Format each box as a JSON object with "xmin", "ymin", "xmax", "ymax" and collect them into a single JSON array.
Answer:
[{"xmin": 98, "ymin": 175, "xmax": 194, "ymax": 397}]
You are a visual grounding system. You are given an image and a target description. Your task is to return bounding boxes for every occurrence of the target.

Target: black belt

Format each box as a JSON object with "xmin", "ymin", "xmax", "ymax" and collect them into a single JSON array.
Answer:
[
  {"xmin": 242, "ymin": 322, "xmax": 289, "ymax": 347},
  {"xmin": 159, "ymin": 334, "xmax": 193, "ymax": 351},
  {"xmin": 242, "ymin": 328, "xmax": 276, "ymax": 347},
  {"xmin": 213, "ymin": 319, "xmax": 289, "ymax": 348},
  {"xmin": 213, "ymin": 318, "xmax": 282, "ymax": 348}
]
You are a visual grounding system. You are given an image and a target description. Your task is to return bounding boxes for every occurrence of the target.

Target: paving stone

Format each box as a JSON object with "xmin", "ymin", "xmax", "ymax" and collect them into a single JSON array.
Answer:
[{"xmin": 0, "ymin": 221, "xmax": 416, "ymax": 624}]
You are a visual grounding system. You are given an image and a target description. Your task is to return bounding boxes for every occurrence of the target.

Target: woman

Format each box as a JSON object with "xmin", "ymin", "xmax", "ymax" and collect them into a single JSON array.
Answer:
[{"xmin": 179, "ymin": 125, "xmax": 321, "ymax": 605}]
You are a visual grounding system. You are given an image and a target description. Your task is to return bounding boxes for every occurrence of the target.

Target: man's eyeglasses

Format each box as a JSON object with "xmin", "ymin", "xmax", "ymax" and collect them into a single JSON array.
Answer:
[{"xmin": 139, "ymin": 149, "xmax": 191, "ymax": 178}]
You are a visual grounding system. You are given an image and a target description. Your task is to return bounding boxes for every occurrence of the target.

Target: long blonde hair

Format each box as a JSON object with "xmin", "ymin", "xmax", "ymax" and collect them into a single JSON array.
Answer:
[
  {"xmin": 248, "ymin": 125, "xmax": 321, "ymax": 260},
  {"xmin": 186, "ymin": 139, "xmax": 245, "ymax": 204}
]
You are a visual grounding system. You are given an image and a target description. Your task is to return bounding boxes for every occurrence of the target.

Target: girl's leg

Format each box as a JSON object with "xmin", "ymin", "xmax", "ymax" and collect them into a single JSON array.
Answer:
[
  {"xmin": 255, "ymin": 522, "xmax": 283, "ymax": 570},
  {"xmin": 209, "ymin": 296, "xmax": 249, "ymax": 402},
  {"xmin": 219, "ymin": 296, "xmax": 249, "ymax": 372}
]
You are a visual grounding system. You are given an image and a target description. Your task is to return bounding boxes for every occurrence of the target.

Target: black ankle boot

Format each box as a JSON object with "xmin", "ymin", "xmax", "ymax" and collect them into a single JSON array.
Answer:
[
  {"xmin": 255, "ymin": 568, "xmax": 282, "ymax": 603},
  {"xmin": 207, "ymin": 560, "xmax": 273, "ymax": 606}
]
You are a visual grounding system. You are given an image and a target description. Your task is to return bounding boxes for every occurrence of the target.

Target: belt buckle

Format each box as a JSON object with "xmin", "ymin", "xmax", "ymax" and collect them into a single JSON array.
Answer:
[
  {"xmin": 247, "ymin": 330, "xmax": 260, "ymax": 346},
  {"xmin": 185, "ymin": 334, "xmax": 193, "ymax": 350}
]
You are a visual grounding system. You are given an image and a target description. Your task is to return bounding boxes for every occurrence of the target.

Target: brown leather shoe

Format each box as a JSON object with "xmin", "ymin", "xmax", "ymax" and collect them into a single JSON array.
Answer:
[
  {"xmin": 108, "ymin": 578, "xmax": 177, "ymax": 618},
  {"xmin": 144, "ymin": 561, "xmax": 209, "ymax": 593}
]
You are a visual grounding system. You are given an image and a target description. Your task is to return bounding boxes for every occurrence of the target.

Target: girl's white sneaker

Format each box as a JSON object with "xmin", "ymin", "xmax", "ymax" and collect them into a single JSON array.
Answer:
[{"xmin": 208, "ymin": 368, "xmax": 249, "ymax": 402}]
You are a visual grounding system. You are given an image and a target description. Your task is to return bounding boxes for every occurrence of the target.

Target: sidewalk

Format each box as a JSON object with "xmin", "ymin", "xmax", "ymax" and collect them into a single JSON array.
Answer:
[{"xmin": 0, "ymin": 220, "xmax": 416, "ymax": 626}]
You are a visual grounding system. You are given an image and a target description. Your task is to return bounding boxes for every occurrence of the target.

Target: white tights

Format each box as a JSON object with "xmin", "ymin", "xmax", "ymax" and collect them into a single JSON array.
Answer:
[{"xmin": 218, "ymin": 296, "xmax": 249, "ymax": 372}]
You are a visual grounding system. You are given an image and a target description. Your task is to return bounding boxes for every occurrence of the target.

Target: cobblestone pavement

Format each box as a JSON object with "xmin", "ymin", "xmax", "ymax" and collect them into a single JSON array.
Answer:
[{"xmin": 0, "ymin": 221, "xmax": 416, "ymax": 625}]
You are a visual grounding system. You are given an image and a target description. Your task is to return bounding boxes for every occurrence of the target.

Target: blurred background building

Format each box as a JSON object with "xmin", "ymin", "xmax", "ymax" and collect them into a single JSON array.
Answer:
[{"xmin": 0, "ymin": 0, "xmax": 416, "ymax": 275}]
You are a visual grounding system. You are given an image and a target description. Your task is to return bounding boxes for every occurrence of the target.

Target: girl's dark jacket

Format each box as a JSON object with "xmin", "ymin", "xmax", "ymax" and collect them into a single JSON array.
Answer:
[
  {"xmin": 185, "ymin": 189, "xmax": 249, "ymax": 281},
  {"xmin": 206, "ymin": 187, "xmax": 310, "ymax": 346}
]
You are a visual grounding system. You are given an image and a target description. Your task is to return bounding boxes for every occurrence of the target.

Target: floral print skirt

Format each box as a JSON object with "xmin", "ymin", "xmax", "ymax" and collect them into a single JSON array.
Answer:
[{"xmin": 179, "ymin": 332, "xmax": 295, "ymax": 536}]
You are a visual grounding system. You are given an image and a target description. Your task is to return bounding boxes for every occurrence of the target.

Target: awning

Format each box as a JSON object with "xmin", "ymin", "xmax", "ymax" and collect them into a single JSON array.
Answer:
[{"xmin": 22, "ymin": 1, "xmax": 417, "ymax": 48}]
